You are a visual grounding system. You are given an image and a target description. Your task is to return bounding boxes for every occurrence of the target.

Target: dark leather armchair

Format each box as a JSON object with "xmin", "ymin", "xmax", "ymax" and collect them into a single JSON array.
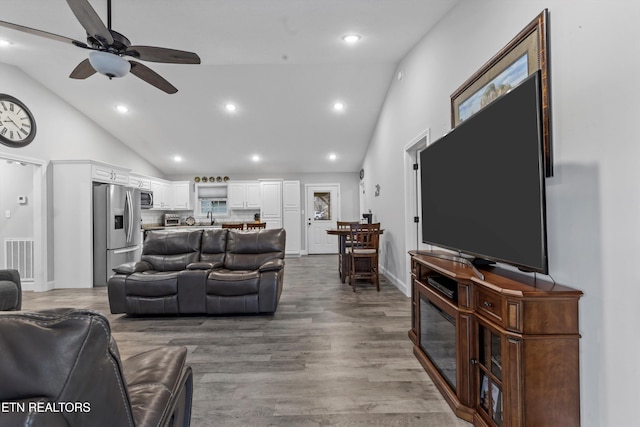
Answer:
[
  {"xmin": 0, "ymin": 308, "xmax": 193, "ymax": 427},
  {"xmin": 0, "ymin": 269, "xmax": 21, "ymax": 311}
]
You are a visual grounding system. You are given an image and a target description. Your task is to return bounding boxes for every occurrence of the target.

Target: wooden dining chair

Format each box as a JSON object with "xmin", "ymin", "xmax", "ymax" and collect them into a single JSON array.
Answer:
[
  {"xmin": 222, "ymin": 223, "xmax": 245, "ymax": 230},
  {"xmin": 337, "ymin": 221, "xmax": 359, "ymax": 282},
  {"xmin": 246, "ymin": 222, "xmax": 266, "ymax": 229},
  {"xmin": 347, "ymin": 222, "xmax": 381, "ymax": 292}
]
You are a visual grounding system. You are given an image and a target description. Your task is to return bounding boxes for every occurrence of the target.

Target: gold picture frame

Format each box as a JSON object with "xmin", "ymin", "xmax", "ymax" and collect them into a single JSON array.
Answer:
[{"xmin": 450, "ymin": 9, "xmax": 552, "ymax": 176}]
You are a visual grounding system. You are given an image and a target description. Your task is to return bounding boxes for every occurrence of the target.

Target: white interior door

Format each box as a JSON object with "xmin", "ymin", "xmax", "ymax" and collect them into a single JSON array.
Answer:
[{"xmin": 306, "ymin": 184, "xmax": 339, "ymax": 254}]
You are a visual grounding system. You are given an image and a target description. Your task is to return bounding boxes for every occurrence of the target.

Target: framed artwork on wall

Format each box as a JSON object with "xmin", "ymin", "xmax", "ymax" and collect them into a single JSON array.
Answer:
[{"xmin": 450, "ymin": 9, "xmax": 552, "ymax": 176}]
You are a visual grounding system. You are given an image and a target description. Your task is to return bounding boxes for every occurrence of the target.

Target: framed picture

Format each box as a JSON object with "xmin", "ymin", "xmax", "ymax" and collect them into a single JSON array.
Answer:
[{"xmin": 450, "ymin": 9, "xmax": 552, "ymax": 176}]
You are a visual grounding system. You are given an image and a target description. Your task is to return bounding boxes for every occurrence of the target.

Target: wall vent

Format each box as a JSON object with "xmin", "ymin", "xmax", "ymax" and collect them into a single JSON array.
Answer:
[{"xmin": 4, "ymin": 238, "xmax": 34, "ymax": 282}]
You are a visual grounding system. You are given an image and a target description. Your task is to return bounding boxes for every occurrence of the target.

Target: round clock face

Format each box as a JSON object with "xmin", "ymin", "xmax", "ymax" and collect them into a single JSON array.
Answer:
[{"xmin": 0, "ymin": 94, "xmax": 36, "ymax": 148}]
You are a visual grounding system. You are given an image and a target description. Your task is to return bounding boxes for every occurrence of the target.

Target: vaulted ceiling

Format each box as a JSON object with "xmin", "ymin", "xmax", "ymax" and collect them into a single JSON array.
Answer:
[{"xmin": 0, "ymin": 0, "xmax": 458, "ymax": 175}]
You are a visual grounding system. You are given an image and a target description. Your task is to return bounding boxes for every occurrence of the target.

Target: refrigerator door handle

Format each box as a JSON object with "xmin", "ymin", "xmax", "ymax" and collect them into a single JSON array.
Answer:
[
  {"xmin": 113, "ymin": 245, "xmax": 141, "ymax": 255},
  {"xmin": 124, "ymin": 190, "xmax": 133, "ymax": 244}
]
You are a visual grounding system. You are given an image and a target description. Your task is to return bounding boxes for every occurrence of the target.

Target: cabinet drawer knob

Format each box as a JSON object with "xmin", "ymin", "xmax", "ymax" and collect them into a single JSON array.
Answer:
[
  {"xmin": 483, "ymin": 301, "xmax": 492, "ymax": 308},
  {"xmin": 471, "ymin": 358, "xmax": 478, "ymax": 365}
]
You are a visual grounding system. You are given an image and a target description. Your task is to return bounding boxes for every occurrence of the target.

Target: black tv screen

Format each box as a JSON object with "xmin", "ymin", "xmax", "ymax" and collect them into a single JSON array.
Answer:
[{"xmin": 420, "ymin": 71, "xmax": 548, "ymax": 273}]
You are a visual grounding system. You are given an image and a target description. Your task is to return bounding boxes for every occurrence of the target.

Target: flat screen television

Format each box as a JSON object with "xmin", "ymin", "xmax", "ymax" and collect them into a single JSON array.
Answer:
[{"xmin": 420, "ymin": 71, "xmax": 548, "ymax": 273}]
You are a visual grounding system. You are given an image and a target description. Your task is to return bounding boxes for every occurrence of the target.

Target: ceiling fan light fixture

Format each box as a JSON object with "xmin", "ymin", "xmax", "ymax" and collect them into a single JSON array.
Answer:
[{"xmin": 89, "ymin": 51, "xmax": 131, "ymax": 78}]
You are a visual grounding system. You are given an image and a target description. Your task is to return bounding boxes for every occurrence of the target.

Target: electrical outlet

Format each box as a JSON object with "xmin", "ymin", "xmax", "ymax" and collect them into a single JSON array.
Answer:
[{"xmin": 5, "ymin": 210, "xmax": 10, "ymax": 218}]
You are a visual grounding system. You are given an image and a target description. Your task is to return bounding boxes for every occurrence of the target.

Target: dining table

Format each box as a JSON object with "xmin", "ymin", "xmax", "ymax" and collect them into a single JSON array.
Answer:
[{"xmin": 326, "ymin": 227, "xmax": 384, "ymax": 283}]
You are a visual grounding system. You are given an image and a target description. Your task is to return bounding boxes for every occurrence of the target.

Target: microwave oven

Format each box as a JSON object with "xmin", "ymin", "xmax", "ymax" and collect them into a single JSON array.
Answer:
[{"xmin": 140, "ymin": 190, "xmax": 153, "ymax": 209}]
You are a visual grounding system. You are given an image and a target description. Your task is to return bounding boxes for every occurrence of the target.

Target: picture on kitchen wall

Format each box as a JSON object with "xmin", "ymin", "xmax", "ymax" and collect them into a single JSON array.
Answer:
[{"xmin": 450, "ymin": 9, "xmax": 552, "ymax": 176}]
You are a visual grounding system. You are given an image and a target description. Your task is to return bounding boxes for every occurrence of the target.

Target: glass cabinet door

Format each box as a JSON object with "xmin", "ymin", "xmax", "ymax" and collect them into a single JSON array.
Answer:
[{"xmin": 477, "ymin": 323, "xmax": 503, "ymax": 426}]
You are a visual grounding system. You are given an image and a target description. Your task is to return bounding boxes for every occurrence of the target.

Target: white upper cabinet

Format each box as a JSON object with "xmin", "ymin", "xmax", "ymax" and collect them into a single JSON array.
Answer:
[
  {"xmin": 91, "ymin": 163, "xmax": 129, "ymax": 185},
  {"xmin": 228, "ymin": 181, "xmax": 261, "ymax": 209},
  {"xmin": 171, "ymin": 181, "xmax": 191, "ymax": 210},
  {"xmin": 129, "ymin": 174, "xmax": 151, "ymax": 190}
]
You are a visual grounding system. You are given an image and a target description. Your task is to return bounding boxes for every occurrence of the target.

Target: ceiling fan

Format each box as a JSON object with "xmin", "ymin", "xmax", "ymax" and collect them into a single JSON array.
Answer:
[{"xmin": 0, "ymin": 0, "xmax": 200, "ymax": 94}]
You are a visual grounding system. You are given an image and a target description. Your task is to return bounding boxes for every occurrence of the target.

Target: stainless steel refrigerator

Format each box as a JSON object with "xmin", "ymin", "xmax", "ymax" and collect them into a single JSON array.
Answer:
[{"xmin": 93, "ymin": 183, "xmax": 142, "ymax": 287}]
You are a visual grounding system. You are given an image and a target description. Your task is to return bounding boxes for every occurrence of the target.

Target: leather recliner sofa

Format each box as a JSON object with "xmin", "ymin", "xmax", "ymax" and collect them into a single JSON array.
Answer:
[
  {"xmin": 108, "ymin": 228, "xmax": 286, "ymax": 315},
  {"xmin": 0, "ymin": 308, "xmax": 193, "ymax": 427},
  {"xmin": 0, "ymin": 269, "xmax": 21, "ymax": 311}
]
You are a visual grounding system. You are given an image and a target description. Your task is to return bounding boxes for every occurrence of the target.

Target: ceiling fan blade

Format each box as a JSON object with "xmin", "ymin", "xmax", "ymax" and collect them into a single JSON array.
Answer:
[
  {"xmin": 0, "ymin": 19, "xmax": 88, "ymax": 47},
  {"xmin": 126, "ymin": 46, "xmax": 201, "ymax": 64},
  {"xmin": 65, "ymin": 0, "xmax": 113, "ymax": 46},
  {"xmin": 69, "ymin": 59, "xmax": 97, "ymax": 79},
  {"xmin": 129, "ymin": 61, "xmax": 178, "ymax": 94}
]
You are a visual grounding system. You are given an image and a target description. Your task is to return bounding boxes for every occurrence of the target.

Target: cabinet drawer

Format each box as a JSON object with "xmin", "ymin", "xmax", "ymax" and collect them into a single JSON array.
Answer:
[{"xmin": 475, "ymin": 287, "xmax": 503, "ymax": 322}]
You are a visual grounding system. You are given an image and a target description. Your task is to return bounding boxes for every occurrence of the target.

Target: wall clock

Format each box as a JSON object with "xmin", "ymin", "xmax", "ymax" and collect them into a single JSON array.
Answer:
[
  {"xmin": 359, "ymin": 168, "xmax": 365, "ymax": 180},
  {"xmin": 0, "ymin": 94, "xmax": 37, "ymax": 148}
]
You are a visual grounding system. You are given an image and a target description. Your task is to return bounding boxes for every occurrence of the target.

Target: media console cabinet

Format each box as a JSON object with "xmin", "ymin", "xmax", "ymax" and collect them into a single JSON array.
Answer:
[{"xmin": 408, "ymin": 251, "xmax": 582, "ymax": 427}]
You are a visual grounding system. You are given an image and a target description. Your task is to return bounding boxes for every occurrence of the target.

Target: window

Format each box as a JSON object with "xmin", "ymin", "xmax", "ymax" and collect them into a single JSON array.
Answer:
[
  {"xmin": 196, "ymin": 184, "xmax": 228, "ymax": 216},
  {"xmin": 314, "ymin": 191, "xmax": 331, "ymax": 220},
  {"xmin": 200, "ymin": 198, "xmax": 227, "ymax": 216}
]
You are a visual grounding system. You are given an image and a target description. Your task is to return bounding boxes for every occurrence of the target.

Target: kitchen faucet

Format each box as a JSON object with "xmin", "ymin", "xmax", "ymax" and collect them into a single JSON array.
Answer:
[{"xmin": 206, "ymin": 210, "xmax": 214, "ymax": 225}]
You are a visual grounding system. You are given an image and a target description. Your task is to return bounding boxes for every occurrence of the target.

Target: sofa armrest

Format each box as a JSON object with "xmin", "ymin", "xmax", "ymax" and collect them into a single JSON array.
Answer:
[
  {"xmin": 186, "ymin": 261, "xmax": 222, "ymax": 270},
  {"xmin": 122, "ymin": 346, "xmax": 193, "ymax": 427},
  {"xmin": 112, "ymin": 261, "xmax": 152, "ymax": 275},
  {"xmin": 259, "ymin": 258, "xmax": 284, "ymax": 272}
]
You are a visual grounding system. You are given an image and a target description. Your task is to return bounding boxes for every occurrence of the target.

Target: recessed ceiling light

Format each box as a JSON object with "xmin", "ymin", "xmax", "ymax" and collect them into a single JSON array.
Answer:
[
  {"xmin": 173, "ymin": 155, "xmax": 183, "ymax": 162},
  {"xmin": 115, "ymin": 104, "xmax": 129, "ymax": 113},
  {"xmin": 333, "ymin": 102, "xmax": 345, "ymax": 112},
  {"xmin": 329, "ymin": 153, "xmax": 337, "ymax": 161},
  {"xmin": 251, "ymin": 154, "xmax": 260, "ymax": 162},
  {"xmin": 0, "ymin": 40, "xmax": 12, "ymax": 47},
  {"xmin": 225, "ymin": 103, "xmax": 237, "ymax": 112},
  {"xmin": 342, "ymin": 34, "xmax": 361, "ymax": 44}
]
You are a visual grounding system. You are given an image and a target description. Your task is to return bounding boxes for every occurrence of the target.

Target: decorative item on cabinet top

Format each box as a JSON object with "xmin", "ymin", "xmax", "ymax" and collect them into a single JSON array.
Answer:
[{"xmin": 195, "ymin": 176, "xmax": 230, "ymax": 182}]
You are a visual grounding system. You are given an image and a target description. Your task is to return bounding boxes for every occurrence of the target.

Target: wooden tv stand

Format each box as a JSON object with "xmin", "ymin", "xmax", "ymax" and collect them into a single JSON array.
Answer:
[{"xmin": 408, "ymin": 250, "xmax": 582, "ymax": 427}]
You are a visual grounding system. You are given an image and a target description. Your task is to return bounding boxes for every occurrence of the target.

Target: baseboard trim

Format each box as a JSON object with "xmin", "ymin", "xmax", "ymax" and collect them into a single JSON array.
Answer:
[{"xmin": 380, "ymin": 265, "xmax": 409, "ymax": 297}]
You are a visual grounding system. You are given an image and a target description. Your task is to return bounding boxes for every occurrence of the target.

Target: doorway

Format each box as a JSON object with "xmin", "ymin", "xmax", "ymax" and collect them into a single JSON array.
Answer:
[
  {"xmin": 0, "ymin": 152, "xmax": 46, "ymax": 291},
  {"xmin": 402, "ymin": 129, "xmax": 430, "ymax": 294},
  {"xmin": 305, "ymin": 184, "xmax": 340, "ymax": 254}
]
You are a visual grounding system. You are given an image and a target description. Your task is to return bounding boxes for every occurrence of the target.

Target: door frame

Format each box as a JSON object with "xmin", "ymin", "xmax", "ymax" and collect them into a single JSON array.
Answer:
[
  {"xmin": 403, "ymin": 128, "xmax": 430, "ymax": 295},
  {"xmin": 0, "ymin": 151, "xmax": 48, "ymax": 292},
  {"xmin": 304, "ymin": 183, "xmax": 341, "ymax": 254}
]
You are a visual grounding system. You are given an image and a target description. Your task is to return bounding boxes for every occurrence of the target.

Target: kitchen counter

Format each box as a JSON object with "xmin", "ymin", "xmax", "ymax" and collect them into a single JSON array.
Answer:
[{"xmin": 142, "ymin": 224, "xmax": 221, "ymax": 231}]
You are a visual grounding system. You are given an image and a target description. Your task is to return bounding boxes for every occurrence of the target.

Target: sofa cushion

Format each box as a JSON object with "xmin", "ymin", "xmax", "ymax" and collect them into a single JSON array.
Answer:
[
  {"xmin": 200, "ymin": 229, "xmax": 228, "ymax": 265},
  {"xmin": 225, "ymin": 229, "xmax": 286, "ymax": 270},
  {"xmin": 142, "ymin": 230, "xmax": 203, "ymax": 271},
  {"xmin": 207, "ymin": 269, "xmax": 260, "ymax": 296},
  {"xmin": 126, "ymin": 271, "xmax": 179, "ymax": 296}
]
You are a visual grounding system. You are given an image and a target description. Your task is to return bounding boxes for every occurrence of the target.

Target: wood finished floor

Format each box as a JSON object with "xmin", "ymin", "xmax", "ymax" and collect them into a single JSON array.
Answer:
[{"xmin": 21, "ymin": 255, "xmax": 471, "ymax": 427}]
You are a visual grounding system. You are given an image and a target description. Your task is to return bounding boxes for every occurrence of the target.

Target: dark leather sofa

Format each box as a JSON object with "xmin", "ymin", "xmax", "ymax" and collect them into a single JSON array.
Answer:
[
  {"xmin": 108, "ymin": 228, "xmax": 286, "ymax": 315},
  {"xmin": 0, "ymin": 269, "xmax": 21, "ymax": 311},
  {"xmin": 0, "ymin": 308, "xmax": 192, "ymax": 427}
]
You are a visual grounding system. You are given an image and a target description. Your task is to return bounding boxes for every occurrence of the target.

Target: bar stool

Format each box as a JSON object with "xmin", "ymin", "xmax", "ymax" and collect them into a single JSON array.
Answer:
[{"xmin": 347, "ymin": 223, "xmax": 381, "ymax": 292}]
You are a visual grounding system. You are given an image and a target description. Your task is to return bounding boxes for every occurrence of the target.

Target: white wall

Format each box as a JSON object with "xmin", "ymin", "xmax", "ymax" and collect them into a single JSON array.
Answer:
[{"xmin": 361, "ymin": 1, "xmax": 640, "ymax": 425}]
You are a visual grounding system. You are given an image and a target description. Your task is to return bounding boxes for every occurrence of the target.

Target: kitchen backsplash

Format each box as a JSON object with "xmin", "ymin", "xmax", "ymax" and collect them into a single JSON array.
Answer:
[{"xmin": 141, "ymin": 209, "xmax": 260, "ymax": 226}]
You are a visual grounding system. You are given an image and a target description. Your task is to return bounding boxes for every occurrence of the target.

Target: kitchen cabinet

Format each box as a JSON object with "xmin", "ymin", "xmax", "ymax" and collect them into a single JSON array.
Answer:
[
  {"xmin": 228, "ymin": 181, "xmax": 261, "ymax": 209},
  {"xmin": 150, "ymin": 179, "xmax": 170, "ymax": 209},
  {"xmin": 151, "ymin": 179, "xmax": 191, "ymax": 210},
  {"xmin": 171, "ymin": 181, "xmax": 191, "ymax": 210},
  {"xmin": 129, "ymin": 174, "xmax": 151, "ymax": 190},
  {"xmin": 260, "ymin": 180, "xmax": 282, "ymax": 229},
  {"xmin": 283, "ymin": 180, "xmax": 301, "ymax": 256},
  {"xmin": 91, "ymin": 162, "xmax": 129, "ymax": 185}
]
